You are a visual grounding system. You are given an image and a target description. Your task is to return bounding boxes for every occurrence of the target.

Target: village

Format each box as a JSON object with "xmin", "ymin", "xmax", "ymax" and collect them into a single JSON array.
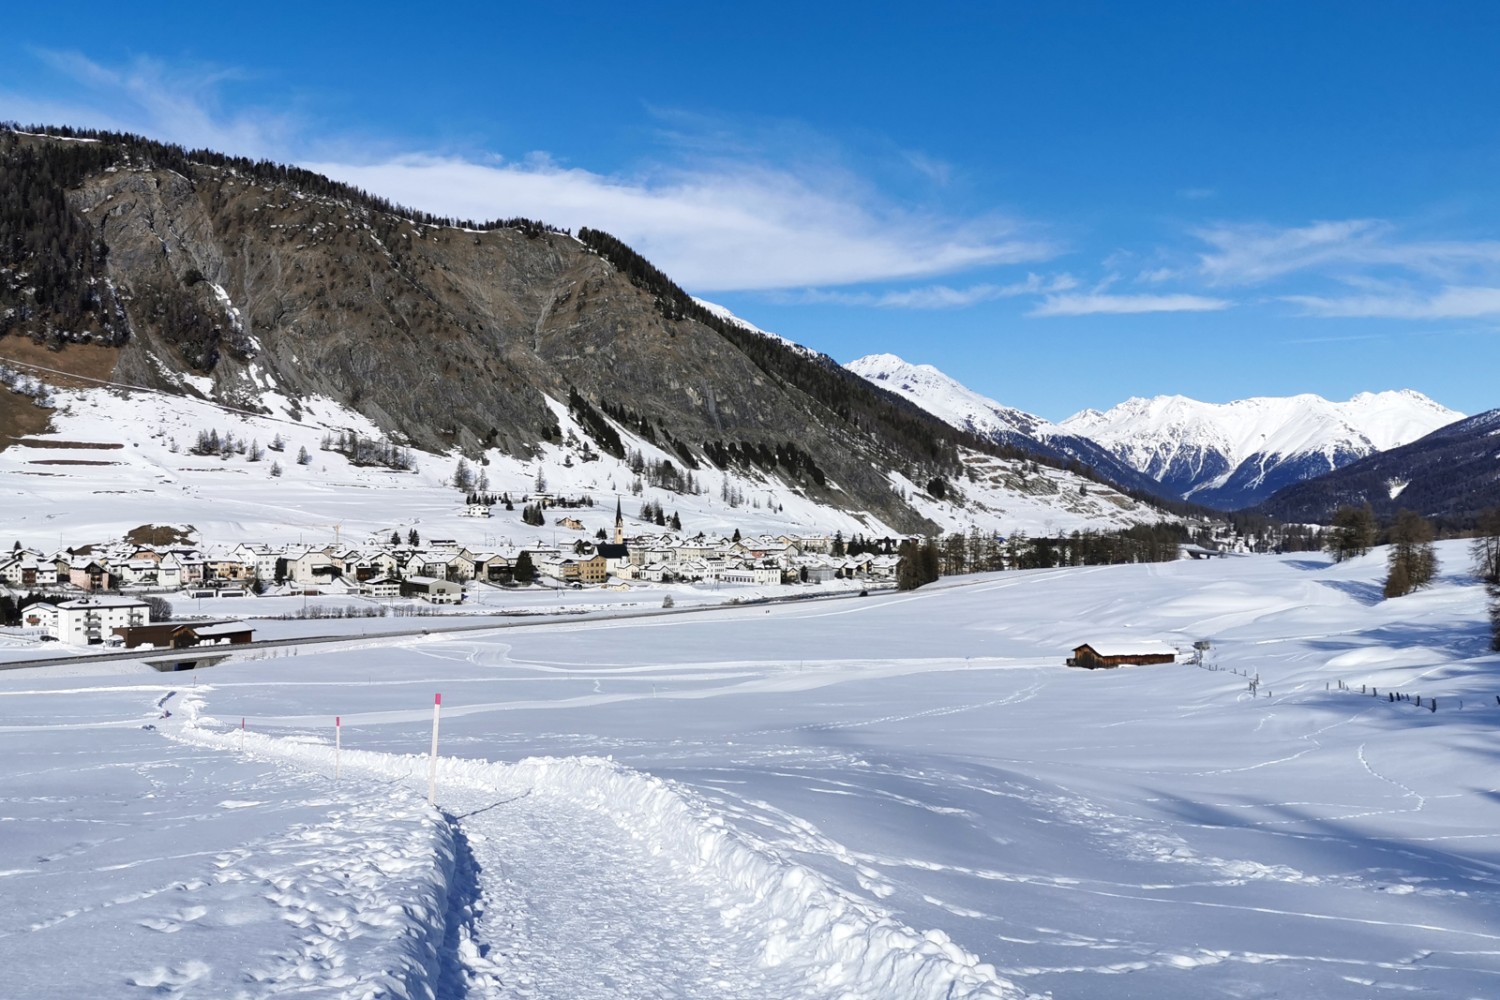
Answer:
[{"xmin": 1, "ymin": 501, "xmax": 905, "ymax": 647}]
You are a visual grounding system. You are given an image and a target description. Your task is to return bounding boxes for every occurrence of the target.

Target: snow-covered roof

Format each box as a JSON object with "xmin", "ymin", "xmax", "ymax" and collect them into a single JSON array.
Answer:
[
  {"xmin": 191, "ymin": 621, "xmax": 252, "ymax": 638},
  {"xmin": 57, "ymin": 596, "xmax": 150, "ymax": 609},
  {"xmin": 1074, "ymin": 638, "xmax": 1177, "ymax": 656}
]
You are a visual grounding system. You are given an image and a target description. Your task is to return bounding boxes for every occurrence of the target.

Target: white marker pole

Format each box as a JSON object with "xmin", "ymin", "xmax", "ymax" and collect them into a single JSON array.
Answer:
[
  {"xmin": 427, "ymin": 694, "xmax": 442, "ymax": 806},
  {"xmin": 239, "ymin": 717, "xmax": 244, "ymax": 751},
  {"xmin": 335, "ymin": 716, "xmax": 342, "ymax": 782}
]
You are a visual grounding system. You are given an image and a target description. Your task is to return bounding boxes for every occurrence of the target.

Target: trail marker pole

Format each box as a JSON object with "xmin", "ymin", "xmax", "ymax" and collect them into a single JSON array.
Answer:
[
  {"xmin": 427, "ymin": 694, "xmax": 442, "ymax": 805},
  {"xmin": 239, "ymin": 717, "xmax": 244, "ymax": 751},
  {"xmin": 335, "ymin": 716, "xmax": 342, "ymax": 782}
]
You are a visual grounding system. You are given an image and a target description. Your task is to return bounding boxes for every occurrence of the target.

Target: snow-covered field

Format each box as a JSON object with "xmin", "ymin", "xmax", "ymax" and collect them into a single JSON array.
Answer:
[{"xmin": 3, "ymin": 543, "xmax": 1498, "ymax": 998}]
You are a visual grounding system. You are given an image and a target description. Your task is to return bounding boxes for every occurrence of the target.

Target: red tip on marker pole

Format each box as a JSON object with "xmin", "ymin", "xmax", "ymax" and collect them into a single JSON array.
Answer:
[
  {"xmin": 435, "ymin": 693, "xmax": 442, "ymax": 706},
  {"xmin": 336, "ymin": 716, "xmax": 340, "ymax": 727}
]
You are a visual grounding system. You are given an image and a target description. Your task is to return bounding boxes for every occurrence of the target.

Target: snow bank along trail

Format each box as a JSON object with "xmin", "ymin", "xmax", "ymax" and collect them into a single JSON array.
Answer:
[{"xmin": 168, "ymin": 688, "xmax": 1031, "ymax": 1000}]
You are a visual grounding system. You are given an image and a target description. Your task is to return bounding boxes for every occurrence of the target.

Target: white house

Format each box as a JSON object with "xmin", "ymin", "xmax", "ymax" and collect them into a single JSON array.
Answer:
[
  {"xmin": 360, "ymin": 576, "xmax": 403, "ymax": 598},
  {"xmin": 23, "ymin": 596, "xmax": 150, "ymax": 645},
  {"xmin": 721, "ymin": 564, "xmax": 782, "ymax": 586}
]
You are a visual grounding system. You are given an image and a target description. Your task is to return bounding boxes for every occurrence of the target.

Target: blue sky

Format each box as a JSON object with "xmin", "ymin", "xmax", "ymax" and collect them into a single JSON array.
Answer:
[{"xmin": 3, "ymin": 2, "xmax": 1498, "ymax": 420}]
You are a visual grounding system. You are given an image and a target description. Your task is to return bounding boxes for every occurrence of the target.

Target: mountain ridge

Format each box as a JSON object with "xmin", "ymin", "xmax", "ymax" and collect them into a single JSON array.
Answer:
[
  {"xmin": 1252, "ymin": 407, "xmax": 1500, "ymax": 527},
  {"xmin": 844, "ymin": 353, "xmax": 1169, "ymax": 499},
  {"xmin": 1058, "ymin": 390, "xmax": 1462, "ymax": 509}
]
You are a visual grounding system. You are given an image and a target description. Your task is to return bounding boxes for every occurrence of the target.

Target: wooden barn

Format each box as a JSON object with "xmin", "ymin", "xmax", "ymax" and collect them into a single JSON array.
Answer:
[
  {"xmin": 1067, "ymin": 640, "xmax": 1177, "ymax": 669},
  {"xmin": 112, "ymin": 621, "xmax": 255, "ymax": 650}
]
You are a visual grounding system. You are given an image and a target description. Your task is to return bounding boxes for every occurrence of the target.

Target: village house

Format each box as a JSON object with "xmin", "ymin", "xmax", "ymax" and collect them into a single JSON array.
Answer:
[
  {"xmin": 0, "ymin": 551, "xmax": 57, "ymax": 589},
  {"xmin": 287, "ymin": 547, "xmax": 339, "ymax": 585},
  {"xmin": 444, "ymin": 549, "xmax": 478, "ymax": 581},
  {"xmin": 114, "ymin": 557, "xmax": 163, "ymax": 588},
  {"xmin": 360, "ymin": 576, "xmax": 403, "ymax": 598},
  {"xmin": 594, "ymin": 542, "xmax": 630, "ymax": 576},
  {"xmin": 720, "ymin": 564, "xmax": 782, "ymax": 586},
  {"xmin": 66, "ymin": 558, "xmax": 112, "ymax": 592},
  {"xmin": 574, "ymin": 553, "xmax": 608, "ymax": 584},
  {"xmin": 470, "ymin": 553, "xmax": 512, "ymax": 583},
  {"xmin": 400, "ymin": 575, "xmax": 462, "ymax": 604},
  {"xmin": 206, "ymin": 554, "xmax": 252, "ymax": 584},
  {"xmin": 231, "ymin": 543, "xmax": 279, "ymax": 582},
  {"xmin": 166, "ymin": 548, "xmax": 207, "ymax": 585}
]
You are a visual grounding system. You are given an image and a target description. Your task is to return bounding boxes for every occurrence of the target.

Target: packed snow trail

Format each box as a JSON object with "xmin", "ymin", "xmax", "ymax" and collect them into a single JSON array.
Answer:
[{"xmin": 165, "ymin": 688, "xmax": 1029, "ymax": 1000}]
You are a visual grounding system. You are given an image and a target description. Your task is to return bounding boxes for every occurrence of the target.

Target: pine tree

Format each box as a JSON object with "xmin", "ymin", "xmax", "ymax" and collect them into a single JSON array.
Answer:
[
  {"xmin": 513, "ymin": 550, "xmax": 536, "ymax": 584},
  {"xmin": 1384, "ymin": 509, "xmax": 1436, "ymax": 598},
  {"xmin": 453, "ymin": 458, "xmax": 474, "ymax": 492},
  {"xmin": 297, "ymin": 445, "xmax": 312, "ymax": 466},
  {"xmin": 1328, "ymin": 504, "xmax": 1377, "ymax": 563},
  {"xmin": 1471, "ymin": 507, "xmax": 1500, "ymax": 584},
  {"xmin": 1471, "ymin": 508, "xmax": 1500, "ymax": 650},
  {"xmin": 408, "ymin": 528, "xmax": 420, "ymax": 547}
]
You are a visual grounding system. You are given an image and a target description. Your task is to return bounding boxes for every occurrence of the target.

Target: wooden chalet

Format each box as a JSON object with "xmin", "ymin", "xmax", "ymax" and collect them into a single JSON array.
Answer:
[{"xmin": 1067, "ymin": 640, "xmax": 1177, "ymax": 669}]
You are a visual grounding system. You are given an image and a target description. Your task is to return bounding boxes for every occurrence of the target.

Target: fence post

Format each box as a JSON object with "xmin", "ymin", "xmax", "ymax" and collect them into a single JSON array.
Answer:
[{"xmin": 427, "ymin": 694, "xmax": 442, "ymax": 806}]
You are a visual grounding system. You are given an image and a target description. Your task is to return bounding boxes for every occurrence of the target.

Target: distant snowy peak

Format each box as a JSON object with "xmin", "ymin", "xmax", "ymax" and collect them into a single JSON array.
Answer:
[
  {"xmin": 844, "ymin": 354, "xmax": 1170, "ymax": 499},
  {"xmin": 845, "ymin": 353, "xmax": 1052, "ymax": 439},
  {"xmin": 1060, "ymin": 390, "xmax": 1463, "ymax": 509}
]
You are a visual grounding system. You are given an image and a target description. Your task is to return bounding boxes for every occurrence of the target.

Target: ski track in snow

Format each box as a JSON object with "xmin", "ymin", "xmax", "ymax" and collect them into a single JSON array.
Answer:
[{"xmin": 151, "ymin": 686, "xmax": 1029, "ymax": 1000}]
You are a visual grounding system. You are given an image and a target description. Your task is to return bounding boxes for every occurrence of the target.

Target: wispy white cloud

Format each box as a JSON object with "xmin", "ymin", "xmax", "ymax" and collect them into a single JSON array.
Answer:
[
  {"xmin": 8, "ymin": 49, "xmax": 298, "ymax": 160},
  {"xmin": 1285, "ymin": 285, "xmax": 1500, "ymax": 319},
  {"xmin": 1029, "ymin": 292, "xmax": 1232, "ymax": 317},
  {"xmin": 791, "ymin": 273, "xmax": 1076, "ymax": 309},
  {"xmin": 305, "ymin": 155, "xmax": 1059, "ymax": 292},
  {"xmin": 1135, "ymin": 266, "xmax": 1181, "ymax": 284},
  {"xmin": 1196, "ymin": 219, "xmax": 1500, "ymax": 286}
]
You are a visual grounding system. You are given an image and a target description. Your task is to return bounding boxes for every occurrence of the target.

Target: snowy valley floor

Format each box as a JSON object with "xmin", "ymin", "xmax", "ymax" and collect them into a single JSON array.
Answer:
[{"xmin": 3, "ymin": 543, "xmax": 1499, "ymax": 999}]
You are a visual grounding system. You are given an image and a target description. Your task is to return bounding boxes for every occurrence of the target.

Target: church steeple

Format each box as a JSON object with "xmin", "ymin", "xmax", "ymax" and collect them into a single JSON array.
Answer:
[{"xmin": 614, "ymin": 497, "xmax": 623, "ymax": 545}]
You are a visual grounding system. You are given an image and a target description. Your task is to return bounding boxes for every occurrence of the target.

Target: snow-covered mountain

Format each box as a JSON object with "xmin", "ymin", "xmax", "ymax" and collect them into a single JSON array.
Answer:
[
  {"xmin": 1059, "ymin": 391, "xmax": 1463, "ymax": 509},
  {"xmin": 0, "ymin": 356, "xmax": 1173, "ymax": 554},
  {"xmin": 845, "ymin": 354, "xmax": 1169, "ymax": 499},
  {"xmin": 1254, "ymin": 406, "xmax": 1500, "ymax": 524},
  {"xmin": 847, "ymin": 354, "xmax": 1052, "ymax": 440}
]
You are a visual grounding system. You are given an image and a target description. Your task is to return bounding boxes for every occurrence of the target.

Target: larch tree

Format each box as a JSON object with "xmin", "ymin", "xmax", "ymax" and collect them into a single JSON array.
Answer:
[{"xmin": 1383, "ymin": 509, "xmax": 1437, "ymax": 598}]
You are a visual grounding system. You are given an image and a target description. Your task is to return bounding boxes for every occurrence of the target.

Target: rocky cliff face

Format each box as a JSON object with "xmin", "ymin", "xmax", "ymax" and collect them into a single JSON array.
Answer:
[{"xmin": 1, "ymin": 127, "xmax": 1008, "ymax": 532}]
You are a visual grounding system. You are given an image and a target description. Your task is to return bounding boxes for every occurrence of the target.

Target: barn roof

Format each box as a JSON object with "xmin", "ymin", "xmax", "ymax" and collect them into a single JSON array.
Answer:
[{"xmin": 1073, "ymin": 638, "xmax": 1178, "ymax": 657}]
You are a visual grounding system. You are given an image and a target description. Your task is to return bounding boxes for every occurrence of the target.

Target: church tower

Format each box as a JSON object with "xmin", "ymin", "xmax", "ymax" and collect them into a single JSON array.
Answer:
[{"xmin": 614, "ymin": 498, "xmax": 624, "ymax": 545}]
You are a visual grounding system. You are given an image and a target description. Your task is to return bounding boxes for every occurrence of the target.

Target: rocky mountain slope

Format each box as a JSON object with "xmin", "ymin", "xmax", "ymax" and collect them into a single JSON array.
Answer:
[
  {"xmin": 0, "ymin": 125, "xmax": 1174, "ymax": 537},
  {"xmin": 1252, "ymin": 407, "xmax": 1500, "ymax": 527},
  {"xmin": 1058, "ymin": 391, "xmax": 1462, "ymax": 509}
]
